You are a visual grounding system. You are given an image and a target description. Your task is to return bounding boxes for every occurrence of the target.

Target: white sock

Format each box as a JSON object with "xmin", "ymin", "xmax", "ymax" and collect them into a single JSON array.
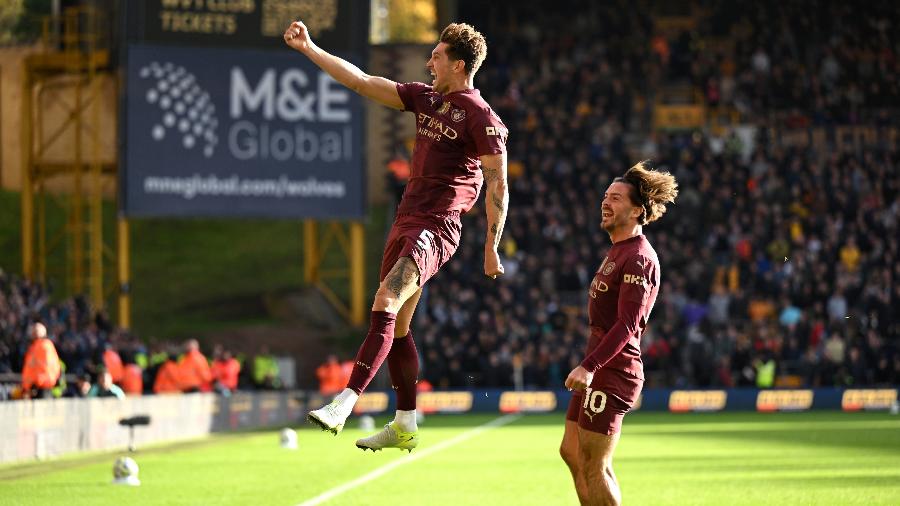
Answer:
[
  {"xmin": 333, "ymin": 388, "xmax": 359, "ymax": 414},
  {"xmin": 394, "ymin": 409, "xmax": 417, "ymax": 432}
]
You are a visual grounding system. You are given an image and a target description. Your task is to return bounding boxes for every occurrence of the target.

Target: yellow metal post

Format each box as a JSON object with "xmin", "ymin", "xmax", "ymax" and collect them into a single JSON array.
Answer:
[
  {"xmin": 117, "ymin": 216, "xmax": 130, "ymax": 329},
  {"xmin": 89, "ymin": 67, "xmax": 103, "ymax": 308},
  {"xmin": 21, "ymin": 5, "xmax": 117, "ymax": 310},
  {"xmin": 350, "ymin": 222, "xmax": 365, "ymax": 326},
  {"xmin": 37, "ymin": 181, "xmax": 46, "ymax": 284},
  {"xmin": 21, "ymin": 70, "xmax": 33, "ymax": 280},
  {"xmin": 303, "ymin": 220, "xmax": 319, "ymax": 284},
  {"xmin": 71, "ymin": 70, "xmax": 84, "ymax": 295}
]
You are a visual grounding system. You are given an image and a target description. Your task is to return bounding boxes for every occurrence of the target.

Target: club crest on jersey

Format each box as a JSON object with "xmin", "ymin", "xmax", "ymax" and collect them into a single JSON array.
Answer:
[
  {"xmin": 450, "ymin": 108, "xmax": 466, "ymax": 122},
  {"xmin": 602, "ymin": 261, "xmax": 616, "ymax": 276}
]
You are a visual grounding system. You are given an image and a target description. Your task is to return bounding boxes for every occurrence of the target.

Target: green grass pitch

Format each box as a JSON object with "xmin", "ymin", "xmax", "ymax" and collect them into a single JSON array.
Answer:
[{"xmin": 1, "ymin": 411, "xmax": 899, "ymax": 505}]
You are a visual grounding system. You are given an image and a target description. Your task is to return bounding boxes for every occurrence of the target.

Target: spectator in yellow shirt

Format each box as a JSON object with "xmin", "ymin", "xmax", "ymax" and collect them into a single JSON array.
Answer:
[{"xmin": 840, "ymin": 237, "xmax": 861, "ymax": 272}]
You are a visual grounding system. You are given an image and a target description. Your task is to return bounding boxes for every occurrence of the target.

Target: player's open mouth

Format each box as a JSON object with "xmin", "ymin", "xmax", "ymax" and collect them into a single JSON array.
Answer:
[{"xmin": 602, "ymin": 210, "xmax": 613, "ymax": 218}]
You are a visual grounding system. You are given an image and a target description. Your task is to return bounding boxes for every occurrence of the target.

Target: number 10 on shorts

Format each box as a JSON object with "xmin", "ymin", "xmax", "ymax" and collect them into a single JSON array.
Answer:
[{"xmin": 583, "ymin": 387, "xmax": 607, "ymax": 413}]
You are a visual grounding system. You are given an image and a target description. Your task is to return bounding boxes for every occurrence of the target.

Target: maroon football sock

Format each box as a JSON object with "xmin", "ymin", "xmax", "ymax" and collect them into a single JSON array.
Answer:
[
  {"xmin": 347, "ymin": 311, "xmax": 397, "ymax": 394},
  {"xmin": 388, "ymin": 330, "xmax": 419, "ymax": 411}
]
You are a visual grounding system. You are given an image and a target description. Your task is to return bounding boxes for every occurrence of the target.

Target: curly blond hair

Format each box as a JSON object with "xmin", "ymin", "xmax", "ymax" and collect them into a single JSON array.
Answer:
[
  {"xmin": 440, "ymin": 23, "xmax": 487, "ymax": 75},
  {"xmin": 615, "ymin": 161, "xmax": 679, "ymax": 225}
]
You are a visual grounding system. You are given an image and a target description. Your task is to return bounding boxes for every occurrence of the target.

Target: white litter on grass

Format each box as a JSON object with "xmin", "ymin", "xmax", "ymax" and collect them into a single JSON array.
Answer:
[{"xmin": 281, "ymin": 428, "xmax": 298, "ymax": 450}]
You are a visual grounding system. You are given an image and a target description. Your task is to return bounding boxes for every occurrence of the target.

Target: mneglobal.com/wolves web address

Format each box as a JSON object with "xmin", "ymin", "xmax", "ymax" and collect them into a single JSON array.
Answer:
[{"xmin": 143, "ymin": 174, "xmax": 347, "ymax": 199}]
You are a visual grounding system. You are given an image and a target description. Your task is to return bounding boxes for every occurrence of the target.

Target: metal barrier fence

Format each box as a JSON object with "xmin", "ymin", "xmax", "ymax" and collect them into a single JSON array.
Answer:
[{"xmin": 351, "ymin": 387, "xmax": 899, "ymax": 415}]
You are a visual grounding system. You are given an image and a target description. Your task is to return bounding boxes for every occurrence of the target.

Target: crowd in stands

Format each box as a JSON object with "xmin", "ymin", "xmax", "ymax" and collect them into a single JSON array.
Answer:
[
  {"xmin": 0, "ymin": 269, "xmax": 282, "ymax": 400},
  {"xmin": 682, "ymin": 1, "xmax": 899, "ymax": 125},
  {"xmin": 4, "ymin": 0, "xmax": 899, "ymax": 398},
  {"xmin": 405, "ymin": 0, "xmax": 900, "ymax": 390}
]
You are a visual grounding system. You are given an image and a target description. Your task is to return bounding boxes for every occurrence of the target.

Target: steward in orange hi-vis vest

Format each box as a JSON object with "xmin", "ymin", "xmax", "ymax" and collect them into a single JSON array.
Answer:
[
  {"xmin": 178, "ymin": 340, "xmax": 212, "ymax": 392},
  {"xmin": 21, "ymin": 323, "xmax": 61, "ymax": 392},
  {"xmin": 211, "ymin": 351, "xmax": 240, "ymax": 391},
  {"xmin": 121, "ymin": 362, "xmax": 143, "ymax": 395},
  {"xmin": 103, "ymin": 346, "xmax": 124, "ymax": 383},
  {"xmin": 153, "ymin": 355, "xmax": 181, "ymax": 394}
]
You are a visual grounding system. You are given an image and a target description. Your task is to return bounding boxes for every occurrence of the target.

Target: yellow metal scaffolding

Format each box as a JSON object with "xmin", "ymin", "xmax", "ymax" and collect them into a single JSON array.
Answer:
[
  {"xmin": 20, "ymin": 7, "xmax": 365, "ymax": 330},
  {"xmin": 303, "ymin": 220, "xmax": 366, "ymax": 326},
  {"xmin": 20, "ymin": 6, "xmax": 125, "ymax": 325}
]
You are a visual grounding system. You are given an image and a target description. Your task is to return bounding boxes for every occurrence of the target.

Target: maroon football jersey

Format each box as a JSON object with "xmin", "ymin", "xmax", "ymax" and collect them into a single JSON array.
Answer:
[
  {"xmin": 582, "ymin": 234, "xmax": 661, "ymax": 379},
  {"xmin": 395, "ymin": 82, "xmax": 507, "ymax": 215}
]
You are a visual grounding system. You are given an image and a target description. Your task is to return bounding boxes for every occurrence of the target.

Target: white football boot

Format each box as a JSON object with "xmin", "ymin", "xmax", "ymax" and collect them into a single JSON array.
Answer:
[
  {"xmin": 356, "ymin": 421, "xmax": 419, "ymax": 453},
  {"xmin": 307, "ymin": 399, "xmax": 351, "ymax": 435}
]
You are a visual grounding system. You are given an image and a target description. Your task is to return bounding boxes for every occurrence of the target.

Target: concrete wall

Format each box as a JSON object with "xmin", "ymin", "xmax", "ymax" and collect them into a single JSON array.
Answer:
[{"xmin": 0, "ymin": 390, "xmax": 321, "ymax": 464}]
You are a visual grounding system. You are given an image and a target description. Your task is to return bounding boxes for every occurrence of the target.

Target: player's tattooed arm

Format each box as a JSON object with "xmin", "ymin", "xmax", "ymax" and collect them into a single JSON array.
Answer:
[
  {"xmin": 481, "ymin": 154, "xmax": 508, "ymax": 248},
  {"xmin": 481, "ymin": 153, "xmax": 508, "ymax": 278}
]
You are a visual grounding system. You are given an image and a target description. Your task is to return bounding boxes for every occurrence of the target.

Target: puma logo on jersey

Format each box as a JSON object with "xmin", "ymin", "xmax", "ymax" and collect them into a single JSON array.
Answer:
[
  {"xmin": 623, "ymin": 274, "xmax": 647, "ymax": 286},
  {"xmin": 356, "ymin": 361, "xmax": 372, "ymax": 370},
  {"xmin": 583, "ymin": 410, "xmax": 596, "ymax": 422}
]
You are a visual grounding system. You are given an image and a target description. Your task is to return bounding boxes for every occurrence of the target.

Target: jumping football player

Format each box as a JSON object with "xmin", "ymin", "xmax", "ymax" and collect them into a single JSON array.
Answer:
[{"xmin": 285, "ymin": 21, "xmax": 508, "ymax": 452}]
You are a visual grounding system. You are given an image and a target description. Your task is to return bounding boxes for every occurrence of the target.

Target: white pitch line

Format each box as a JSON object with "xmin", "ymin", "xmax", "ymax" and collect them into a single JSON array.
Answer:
[{"xmin": 295, "ymin": 414, "xmax": 522, "ymax": 506}]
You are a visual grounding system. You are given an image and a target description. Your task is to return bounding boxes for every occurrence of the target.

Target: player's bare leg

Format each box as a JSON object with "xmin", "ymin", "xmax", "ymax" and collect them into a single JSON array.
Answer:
[
  {"xmin": 308, "ymin": 257, "xmax": 420, "ymax": 435},
  {"xmin": 373, "ymin": 257, "xmax": 421, "ymax": 313},
  {"xmin": 560, "ymin": 420, "xmax": 590, "ymax": 503},
  {"xmin": 577, "ymin": 427, "xmax": 622, "ymax": 506},
  {"xmin": 394, "ymin": 286, "xmax": 422, "ymax": 338}
]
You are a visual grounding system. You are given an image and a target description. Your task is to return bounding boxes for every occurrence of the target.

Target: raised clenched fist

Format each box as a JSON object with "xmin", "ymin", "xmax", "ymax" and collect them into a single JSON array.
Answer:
[{"xmin": 283, "ymin": 20, "xmax": 311, "ymax": 52}]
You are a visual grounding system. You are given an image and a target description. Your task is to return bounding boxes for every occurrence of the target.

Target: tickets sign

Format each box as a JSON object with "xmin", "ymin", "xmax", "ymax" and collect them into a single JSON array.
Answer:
[{"xmin": 129, "ymin": 0, "xmax": 367, "ymax": 52}]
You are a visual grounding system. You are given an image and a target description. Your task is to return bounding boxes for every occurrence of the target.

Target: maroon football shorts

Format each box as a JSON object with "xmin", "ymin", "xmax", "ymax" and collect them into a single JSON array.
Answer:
[
  {"xmin": 379, "ymin": 211, "xmax": 462, "ymax": 286},
  {"xmin": 566, "ymin": 367, "xmax": 643, "ymax": 435}
]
